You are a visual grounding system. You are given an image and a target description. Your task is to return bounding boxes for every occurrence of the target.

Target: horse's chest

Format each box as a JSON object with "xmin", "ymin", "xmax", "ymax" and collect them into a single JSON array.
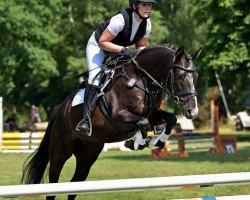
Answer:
[{"xmin": 128, "ymin": 98, "xmax": 147, "ymax": 114}]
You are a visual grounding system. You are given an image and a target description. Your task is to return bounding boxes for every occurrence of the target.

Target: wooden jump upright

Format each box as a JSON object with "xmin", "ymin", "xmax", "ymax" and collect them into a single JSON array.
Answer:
[
  {"xmin": 151, "ymin": 100, "xmax": 225, "ymax": 159},
  {"xmin": 209, "ymin": 99, "xmax": 224, "ymax": 153}
]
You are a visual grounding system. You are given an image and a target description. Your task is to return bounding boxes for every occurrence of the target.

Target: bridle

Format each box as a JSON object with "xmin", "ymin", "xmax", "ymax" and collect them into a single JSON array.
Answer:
[
  {"xmin": 129, "ymin": 57, "xmax": 197, "ymax": 107},
  {"xmin": 165, "ymin": 63, "xmax": 197, "ymax": 105}
]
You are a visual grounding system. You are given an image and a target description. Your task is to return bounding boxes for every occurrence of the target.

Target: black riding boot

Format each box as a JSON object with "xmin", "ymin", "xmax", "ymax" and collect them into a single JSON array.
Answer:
[{"xmin": 76, "ymin": 84, "xmax": 98, "ymax": 136}]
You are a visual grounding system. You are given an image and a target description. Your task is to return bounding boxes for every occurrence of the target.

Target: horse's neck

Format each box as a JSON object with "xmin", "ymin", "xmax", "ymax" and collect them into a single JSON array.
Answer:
[{"xmin": 136, "ymin": 47, "xmax": 175, "ymax": 80}]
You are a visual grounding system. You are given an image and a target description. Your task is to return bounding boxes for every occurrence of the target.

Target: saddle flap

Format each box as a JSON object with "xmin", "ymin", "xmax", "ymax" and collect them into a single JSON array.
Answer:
[{"xmin": 72, "ymin": 89, "xmax": 85, "ymax": 107}]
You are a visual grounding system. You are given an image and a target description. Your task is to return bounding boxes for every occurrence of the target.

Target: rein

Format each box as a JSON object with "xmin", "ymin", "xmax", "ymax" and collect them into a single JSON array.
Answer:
[{"xmin": 131, "ymin": 58, "xmax": 163, "ymax": 89}]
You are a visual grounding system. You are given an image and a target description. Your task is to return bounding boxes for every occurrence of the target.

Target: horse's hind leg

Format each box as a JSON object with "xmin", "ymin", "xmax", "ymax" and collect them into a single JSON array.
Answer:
[
  {"xmin": 46, "ymin": 131, "xmax": 74, "ymax": 200},
  {"xmin": 46, "ymin": 149, "xmax": 73, "ymax": 200},
  {"xmin": 68, "ymin": 143, "xmax": 104, "ymax": 200}
]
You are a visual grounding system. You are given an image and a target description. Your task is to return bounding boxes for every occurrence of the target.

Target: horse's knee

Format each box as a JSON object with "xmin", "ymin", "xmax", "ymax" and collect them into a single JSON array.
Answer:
[
  {"xmin": 167, "ymin": 113, "xmax": 177, "ymax": 126},
  {"xmin": 164, "ymin": 114, "xmax": 177, "ymax": 134},
  {"xmin": 137, "ymin": 118, "xmax": 151, "ymax": 132}
]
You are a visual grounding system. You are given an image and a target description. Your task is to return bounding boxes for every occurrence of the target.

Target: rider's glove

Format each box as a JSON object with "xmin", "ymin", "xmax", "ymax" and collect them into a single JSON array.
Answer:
[{"xmin": 121, "ymin": 47, "xmax": 134, "ymax": 58}]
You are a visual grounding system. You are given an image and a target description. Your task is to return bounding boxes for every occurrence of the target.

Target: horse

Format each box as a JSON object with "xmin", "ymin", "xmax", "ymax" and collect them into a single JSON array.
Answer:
[{"xmin": 22, "ymin": 45, "xmax": 201, "ymax": 200}]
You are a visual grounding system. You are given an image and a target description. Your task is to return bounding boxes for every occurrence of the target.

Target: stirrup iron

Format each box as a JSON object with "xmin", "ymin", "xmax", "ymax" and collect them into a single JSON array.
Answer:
[{"xmin": 76, "ymin": 116, "xmax": 92, "ymax": 136}]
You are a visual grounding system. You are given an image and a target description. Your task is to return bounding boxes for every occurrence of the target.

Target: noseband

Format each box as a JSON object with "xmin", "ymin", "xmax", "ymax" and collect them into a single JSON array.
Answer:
[{"xmin": 166, "ymin": 64, "xmax": 197, "ymax": 105}]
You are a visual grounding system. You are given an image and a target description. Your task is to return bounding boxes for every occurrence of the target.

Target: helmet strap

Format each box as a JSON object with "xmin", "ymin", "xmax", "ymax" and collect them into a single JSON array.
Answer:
[{"xmin": 134, "ymin": 7, "xmax": 150, "ymax": 19}]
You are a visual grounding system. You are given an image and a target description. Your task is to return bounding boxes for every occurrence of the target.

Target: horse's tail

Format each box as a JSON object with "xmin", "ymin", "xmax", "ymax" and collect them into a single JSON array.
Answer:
[{"xmin": 21, "ymin": 105, "xmax": 60, "ymax": 184}]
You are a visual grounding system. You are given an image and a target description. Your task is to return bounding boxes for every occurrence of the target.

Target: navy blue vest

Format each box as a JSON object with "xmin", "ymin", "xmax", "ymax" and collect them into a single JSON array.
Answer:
[{"xmin": 94, "ymin": 8, "xmax": 147, "ymax": 48}]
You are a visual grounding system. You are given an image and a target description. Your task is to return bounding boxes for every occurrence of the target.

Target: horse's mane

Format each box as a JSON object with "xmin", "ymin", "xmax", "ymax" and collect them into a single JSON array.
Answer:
[
  {"xmin": 136, "ymin": 43, "xmax": 192, "ymax": 61},
  {"xmin": 147, "ymin": 43, "xmax": 179, "ymax": 51},
  {"xmin": 134, "ymin": 43, "xmax": 178, "ymax": 55},
  {"xmin": 134, "ymin": 43, "xmax": 178, "ymax": 58}
]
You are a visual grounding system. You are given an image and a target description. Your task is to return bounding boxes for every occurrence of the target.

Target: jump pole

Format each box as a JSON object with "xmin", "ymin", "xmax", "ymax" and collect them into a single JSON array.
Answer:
[
  {"xmin": 0, "ymin": 172, "xmax": 250, "ymax": 198},
  {"xmin": 177, "ymin": 195, "xmax": 250, "ymax": 200},
  {"xmin": 1, "ymin": 132, "xmax": 45, "ymax": 152}
]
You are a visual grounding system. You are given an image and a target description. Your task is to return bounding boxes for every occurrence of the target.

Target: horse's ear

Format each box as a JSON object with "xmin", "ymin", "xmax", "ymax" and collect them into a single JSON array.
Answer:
[
  {"xmin": 175, "ymin": 47, "xmax": 185, "ymax": 61},
  {"xmin": 191, "ymin": 48, "xmax": 202, "ymax": 60}
]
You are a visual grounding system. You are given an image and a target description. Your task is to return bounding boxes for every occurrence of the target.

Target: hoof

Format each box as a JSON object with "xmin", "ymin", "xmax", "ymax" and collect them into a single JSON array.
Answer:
[
  {"xmin": 124, "ymin": 140, "xmax": 135, "ymax": 150},
  {"xmin": 145, "ymin": 137, "xmax": 157, "ymax": 149},
  {"xmin": 155, "ymin": 140, "xmax": 165, "ymax": 149},
  {"xmin": 137, "ymin": 144, "xmax": 146, "ymax": 150},
  {"xmin": 146, "ymin": 137, "xmax": 165, "ymax": 149}
]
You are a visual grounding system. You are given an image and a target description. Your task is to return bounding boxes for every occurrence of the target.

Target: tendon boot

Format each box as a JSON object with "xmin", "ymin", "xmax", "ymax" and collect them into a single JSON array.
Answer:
[{"xmin": 76, "ymin": 84, "xmax": 98, "ymax": 136}]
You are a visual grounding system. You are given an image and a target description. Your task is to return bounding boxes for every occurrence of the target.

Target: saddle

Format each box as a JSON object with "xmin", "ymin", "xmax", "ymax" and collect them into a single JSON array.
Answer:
[{"xmin": 77, "ymin": 51, "xmax": 140, "ymax": 94}]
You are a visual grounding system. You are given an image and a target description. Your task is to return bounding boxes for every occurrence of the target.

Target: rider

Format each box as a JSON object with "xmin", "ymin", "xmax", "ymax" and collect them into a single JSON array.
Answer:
[{"xmin": 76, "ymin": 0, "xmax": 156, "ymax": 136}]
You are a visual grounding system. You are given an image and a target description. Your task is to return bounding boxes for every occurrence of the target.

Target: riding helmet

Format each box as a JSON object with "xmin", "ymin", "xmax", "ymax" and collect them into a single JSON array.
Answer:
[{"xmin": 129, "ymin": 0, "xmax": 156, "ymax": 5}]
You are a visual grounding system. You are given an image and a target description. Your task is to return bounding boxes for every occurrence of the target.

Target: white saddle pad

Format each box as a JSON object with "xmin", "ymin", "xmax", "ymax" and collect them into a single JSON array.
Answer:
[{"xmin": 72, "ymin": 89, "xmax": 85, "ymax": 107}]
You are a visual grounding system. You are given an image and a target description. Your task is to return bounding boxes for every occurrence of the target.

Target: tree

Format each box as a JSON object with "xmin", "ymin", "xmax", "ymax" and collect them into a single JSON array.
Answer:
[
  {"xmin": 0, "ymin": 0, "xmax": 169, "ymax": 122},
  {"xmin": 155, "ymin": 0, "xmax": 206, "ymax": 51},
  {"xmin": 193, "ymin": 0, "xmax": 250, "ymax": 113},
  {"xmin": 0, "ymin": 0, "xmax": 64, "ymax": 119}
]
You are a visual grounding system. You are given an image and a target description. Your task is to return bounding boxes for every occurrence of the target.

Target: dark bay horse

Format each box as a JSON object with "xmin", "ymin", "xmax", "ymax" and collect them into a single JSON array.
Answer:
[{"xmin": 22, "ymin": 45, "xmax": 201, "ymax": 200}]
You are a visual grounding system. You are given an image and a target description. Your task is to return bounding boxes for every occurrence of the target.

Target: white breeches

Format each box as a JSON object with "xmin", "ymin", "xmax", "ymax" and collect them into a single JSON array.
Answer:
[{"xmin": 86, "ymin": 33, "xmax": 106, "ymax": 86}]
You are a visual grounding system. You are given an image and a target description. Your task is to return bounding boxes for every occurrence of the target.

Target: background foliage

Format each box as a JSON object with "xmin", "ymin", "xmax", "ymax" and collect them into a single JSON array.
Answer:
[{"xmin": 0, "ymin": 0, "xmax": 249, "ymax": 124}]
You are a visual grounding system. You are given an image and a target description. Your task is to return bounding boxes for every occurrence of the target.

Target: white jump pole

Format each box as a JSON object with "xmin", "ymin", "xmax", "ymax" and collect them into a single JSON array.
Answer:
[
  {"xmin": 0, "ymin": 172, "xmax": 249, "ymax": 198},
  {"xmin": 177, "ymin": 195, "xmax": 250, "ymax": 200}
]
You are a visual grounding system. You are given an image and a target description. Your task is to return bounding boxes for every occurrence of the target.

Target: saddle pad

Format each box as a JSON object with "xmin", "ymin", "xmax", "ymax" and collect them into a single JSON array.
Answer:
[{"xmin": 72, "ymin": 89, "xmax": 85, "ymax": 107}]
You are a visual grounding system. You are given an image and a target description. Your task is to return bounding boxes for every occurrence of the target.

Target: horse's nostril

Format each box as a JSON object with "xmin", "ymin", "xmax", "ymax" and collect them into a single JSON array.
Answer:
[{"xmin": 186, "ymin": 109, "xmax": 192, "ymax": 117}]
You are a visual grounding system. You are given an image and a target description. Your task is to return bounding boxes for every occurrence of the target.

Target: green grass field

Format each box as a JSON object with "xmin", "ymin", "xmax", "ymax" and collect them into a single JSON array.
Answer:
[{"xmin": 0, "ymin": 140, "xmax": 250, "ymax": 200}]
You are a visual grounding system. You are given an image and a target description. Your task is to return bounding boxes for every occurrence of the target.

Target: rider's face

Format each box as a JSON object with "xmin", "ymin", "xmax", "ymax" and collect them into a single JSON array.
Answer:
[{"xmin": 136, "ymin": 3, "xmax": 153, "ymax": 18}]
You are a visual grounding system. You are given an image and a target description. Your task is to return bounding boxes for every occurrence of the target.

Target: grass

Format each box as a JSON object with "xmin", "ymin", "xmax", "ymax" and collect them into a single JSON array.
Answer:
[
  {"xmin": 0, "ymin": 141, "xmax": 250, "ymax": 200},
  {"xmin": 1, "ymin": 123, "xmax": 249, "ymax": 199}
]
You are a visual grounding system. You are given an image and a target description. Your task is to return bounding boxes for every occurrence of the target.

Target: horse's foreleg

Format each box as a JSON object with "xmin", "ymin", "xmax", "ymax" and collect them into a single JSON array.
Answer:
[
  {"xmin": 116, "ymin": 110, "xmax": 150, "ymax": 150},
  {"xmin": 134, "ymin": 131, "xmax": 148, "ymax": 150},
  {"xmin": 147, "ymin": 111, "xmax": 177, "ymax": 149},
  {"xmin": 125, "ymin": 130, "xmax": 148, "ymax": 150}
]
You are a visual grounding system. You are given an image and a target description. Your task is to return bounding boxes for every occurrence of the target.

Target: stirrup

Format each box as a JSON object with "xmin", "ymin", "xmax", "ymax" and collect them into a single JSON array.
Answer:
[{"xmin": 75, "ymin": 116, "xmax": 92, "ymax": 136}]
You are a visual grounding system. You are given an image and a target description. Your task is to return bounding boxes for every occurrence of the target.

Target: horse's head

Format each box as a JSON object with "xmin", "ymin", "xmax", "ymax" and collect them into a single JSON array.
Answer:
[{"xmin": 168, "ymin": 47, "xmax": 202, "ymax": 119}]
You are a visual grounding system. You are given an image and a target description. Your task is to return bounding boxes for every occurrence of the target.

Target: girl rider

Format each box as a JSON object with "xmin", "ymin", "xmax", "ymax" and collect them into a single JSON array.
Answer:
[{"xmin": 76, "ymin": 0, "xmax": 156, "ymax": 136}]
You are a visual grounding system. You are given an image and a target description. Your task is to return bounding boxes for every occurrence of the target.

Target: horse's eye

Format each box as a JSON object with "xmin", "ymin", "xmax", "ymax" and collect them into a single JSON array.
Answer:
[{"xmin": 177, "ymin": 76, "xmax": 184, "ymax": 81}]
